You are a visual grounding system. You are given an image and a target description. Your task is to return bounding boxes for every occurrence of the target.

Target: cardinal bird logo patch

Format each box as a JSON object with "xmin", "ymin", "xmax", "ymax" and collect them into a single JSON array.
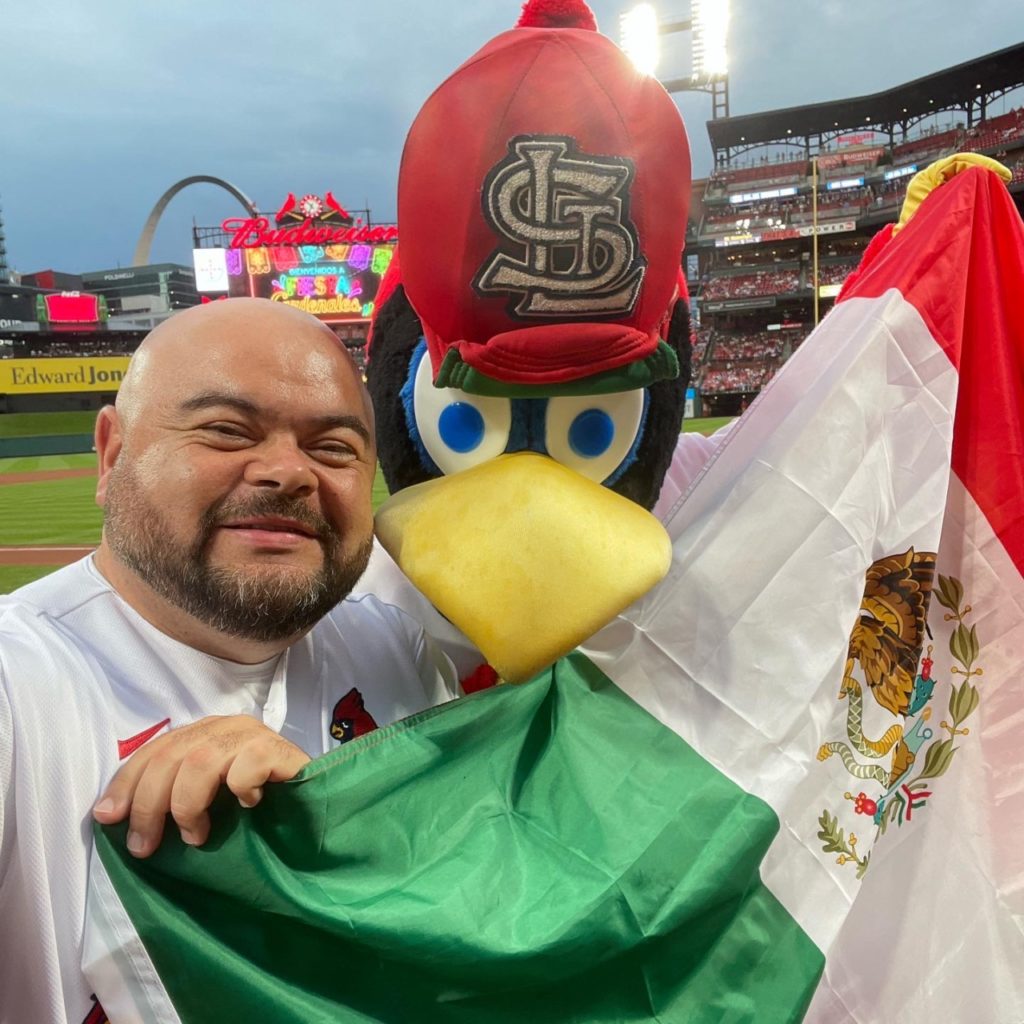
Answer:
[
  {"xmin": 330, "ymin": 688, "xmax": 379, "ymax": 743},
  {"xmin": 82, "ymin": 995, "xmax": 109, "ymax": 1023}
]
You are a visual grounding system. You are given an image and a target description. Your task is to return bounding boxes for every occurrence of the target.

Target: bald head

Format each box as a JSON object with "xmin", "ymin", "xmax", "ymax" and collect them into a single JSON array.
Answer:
[
  {"xmin": 92, "ymin": 297, "xmax": 379, "ymax": 659},
  {"xmin": 116, "ymin": 298, "xmax": 371, "ymax": 433}
]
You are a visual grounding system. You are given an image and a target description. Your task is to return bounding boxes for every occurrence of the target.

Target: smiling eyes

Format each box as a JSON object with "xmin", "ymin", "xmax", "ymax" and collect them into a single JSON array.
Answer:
[
  {"xmin": 200, "ymin": 423, "xmax": 358, "ymax": 463},
  {"xmin": 410, "ymin": 348, "xmax": 646, "ymax": 483},
  {"xmin": 208, "ymin": 423, "xmax": 248, "ymax": 439}
]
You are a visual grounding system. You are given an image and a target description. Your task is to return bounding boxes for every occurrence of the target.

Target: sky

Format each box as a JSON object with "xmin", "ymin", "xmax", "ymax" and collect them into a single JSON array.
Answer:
[{"xmin": 2, "ymin": 0, "xmax": 1021, "ymax": 275}]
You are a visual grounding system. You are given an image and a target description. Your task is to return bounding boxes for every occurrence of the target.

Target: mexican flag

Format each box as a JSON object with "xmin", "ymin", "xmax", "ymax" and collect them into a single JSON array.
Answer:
[{"xmin": 85, "ymin": 165, "xmax": 1024, "ymax": 1023}]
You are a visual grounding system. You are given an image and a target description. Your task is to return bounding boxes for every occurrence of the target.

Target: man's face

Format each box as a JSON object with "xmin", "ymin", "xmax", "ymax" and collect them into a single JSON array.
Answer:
[{"xmin": 100, "ymin": 309, "xmax": 376, "ymax": 642}]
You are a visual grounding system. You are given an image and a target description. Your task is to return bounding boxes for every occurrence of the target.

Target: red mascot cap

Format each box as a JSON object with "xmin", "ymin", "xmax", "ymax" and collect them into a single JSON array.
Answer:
[{"xmin": 397, "ymin": 0, "xmax": 691, "ymax": 397}]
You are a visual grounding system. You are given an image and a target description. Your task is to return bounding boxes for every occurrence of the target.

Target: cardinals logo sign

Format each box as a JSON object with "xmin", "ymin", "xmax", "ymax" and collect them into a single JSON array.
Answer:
[
  {"xmin": 81, "ymin": 996, "xmax": 109, "ymax": 1024},
  {"xmin": 474, "ymin": 135, "xmax": 646, "ymax": 318},
  {"xmin": 330, "ymin": 688, "xmax": 379, "ymax": 744}
]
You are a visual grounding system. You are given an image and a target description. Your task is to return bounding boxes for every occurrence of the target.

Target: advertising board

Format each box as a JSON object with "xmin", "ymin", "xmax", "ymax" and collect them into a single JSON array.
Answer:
[
  {"xmin": 0, "ymin": 356, "xmax": 130, "ymax": 394},
  {"xmin": 193, "ymin": 242, "xmax": 395, "ymax": 322}
]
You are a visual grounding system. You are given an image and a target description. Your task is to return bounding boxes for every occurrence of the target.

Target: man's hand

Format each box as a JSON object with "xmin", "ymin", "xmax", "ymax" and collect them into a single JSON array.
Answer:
[{"xmin": 92, "ymin": 715, "xmax": 310, "ymax": 858}]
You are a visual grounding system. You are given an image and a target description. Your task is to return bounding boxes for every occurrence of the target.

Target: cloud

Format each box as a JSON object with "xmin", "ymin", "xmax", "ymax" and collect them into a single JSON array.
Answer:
[{"xmin": 2, "ymin": 0, "xmax": 1020, "ymax": 272}]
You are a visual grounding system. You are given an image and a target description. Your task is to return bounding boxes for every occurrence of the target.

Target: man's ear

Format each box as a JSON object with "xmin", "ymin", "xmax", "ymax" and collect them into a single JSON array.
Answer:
[{"xmin": 94, "ymin": 405, "xmax": 123, "ymax": 508}]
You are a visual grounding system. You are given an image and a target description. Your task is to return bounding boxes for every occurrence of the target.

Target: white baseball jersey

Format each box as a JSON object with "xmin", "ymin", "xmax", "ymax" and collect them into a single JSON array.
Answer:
[{"xmin": 0, "ymin": 556, "xmax": 457, "ymax": 1024}]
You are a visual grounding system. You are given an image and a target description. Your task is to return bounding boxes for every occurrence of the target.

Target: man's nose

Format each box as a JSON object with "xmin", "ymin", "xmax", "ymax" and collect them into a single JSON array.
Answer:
[{"xmin": 243, "ymin": 437, "xmax": 318, "ymax": 496}]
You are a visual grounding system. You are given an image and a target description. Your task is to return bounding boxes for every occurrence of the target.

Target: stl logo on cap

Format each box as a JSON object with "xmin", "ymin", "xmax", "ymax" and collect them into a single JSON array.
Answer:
[
  {"xmin": 474, "ymin": 135, "xmax": 646, "ymax": 320},
  {"xmin": 396, "ymin": 0, "xmax": 691, "ymax": 396}
]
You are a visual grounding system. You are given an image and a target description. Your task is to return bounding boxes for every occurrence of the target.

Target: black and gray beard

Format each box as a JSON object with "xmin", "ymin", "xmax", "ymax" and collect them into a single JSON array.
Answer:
[{"xmin": 103, "ymin": 463, "xmax": 372, "ymax": 642}]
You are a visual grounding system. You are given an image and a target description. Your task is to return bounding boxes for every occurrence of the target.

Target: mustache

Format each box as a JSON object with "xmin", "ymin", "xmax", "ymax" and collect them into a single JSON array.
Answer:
[{"xmin": 200, "ymin": 493, "xmax": 337, "ymax": 545}]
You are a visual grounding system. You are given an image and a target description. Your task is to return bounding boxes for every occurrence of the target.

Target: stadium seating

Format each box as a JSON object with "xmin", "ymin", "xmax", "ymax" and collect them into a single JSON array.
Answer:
[
  {"xmin": 692, "ymin": 106, "xmax": 1024, "ymax": 408},
  {"xmin": 693, "ymin": 326, "xmax": 714, "ymax": 363},
  {"xmin": 709, "ymin": 330, "xmax": 783, "ymax": 362},
  {"xmin": 815, "ymin": 263, "xmax": 856, "ymax": 287},
  {"xmin": 2, "ymin": 337, "xmax": 139, "ymax": 359},
  {"xmin": 892, "ymin": 128, "xmax": 962, "ymax": 161},
  {"xmin": 710, "ymin": 158, "xmax": 808, "ymax": 189},
  {"xmin": 962, "ymin": 108, "xmax": 1024, "ymax": 153},
  {"xmin": 701, "ymin": 364, "xmax": 776, "ymax": 393},
  {"xmin": 702, "ymin": 269, "xmax": 801, "ymax": 300}
]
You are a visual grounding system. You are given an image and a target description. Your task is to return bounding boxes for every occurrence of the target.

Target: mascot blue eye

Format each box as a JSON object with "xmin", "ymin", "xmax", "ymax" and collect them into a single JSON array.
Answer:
[
  {"xmin": 568, "ymin": 409, "xmax": 615, "ymax": 459},
  {"xmin": 408, "ymin": 343, "xmax": 512, "ymax": 476},
  {"xmin": 438, "ymin": 403, "xmax": 486, "ymax": 453},
  {"xmin": 545, "ymin": 391, "xmax": 646, "ymax": 484}
]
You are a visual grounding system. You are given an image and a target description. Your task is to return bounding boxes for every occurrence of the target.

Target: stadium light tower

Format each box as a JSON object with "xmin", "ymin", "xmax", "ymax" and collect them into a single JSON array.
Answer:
[
  {"xmin": 620, "ymin": 4, "xmax": 661, "ymax": 75},
  {"xmin": 619, "ymin": 0, "xmax": 730, "ymax": 119}
]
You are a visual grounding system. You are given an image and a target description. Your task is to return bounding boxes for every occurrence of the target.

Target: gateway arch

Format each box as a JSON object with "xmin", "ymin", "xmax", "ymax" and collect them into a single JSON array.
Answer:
[{"xmin": 133, "ymin": 175, "xmax": 258, "ymax": 266}]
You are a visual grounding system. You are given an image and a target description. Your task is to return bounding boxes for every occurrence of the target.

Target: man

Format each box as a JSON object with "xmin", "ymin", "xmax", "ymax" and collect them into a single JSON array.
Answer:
[{"xmin": 0, "ymin": 297, "xmax": 457, "ymax": 1024}]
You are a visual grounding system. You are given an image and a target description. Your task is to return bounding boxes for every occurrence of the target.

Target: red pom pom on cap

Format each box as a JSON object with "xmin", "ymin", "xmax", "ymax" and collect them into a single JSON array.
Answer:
[{"xmin": 516, "ymin": 0, "xmax": 597, "ymax": 31}]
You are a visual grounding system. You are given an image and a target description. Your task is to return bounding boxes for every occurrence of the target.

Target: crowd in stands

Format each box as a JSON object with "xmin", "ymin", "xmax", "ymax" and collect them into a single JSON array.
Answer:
[
  {"xmin": 709, "ymin": 330, "xmax": 784, "ymax": 362},
  {"xmin": 694, "ymin": 327, "xmax": 791, "ymax": 394},
  {"xmin": 962, "ymin": 108, "xmax": 1024, "ymax": 154},
  {"xmin": 892, "ymin": 128, "xmax": 961, "ymax": 162},
  {"xmin": 702, "ymin": 269, "xmax": 801, "ymax": 300},
  {"xmin": 693, "ymin": 326, "xmax": 713, "ymax": 363},
  {"xmin": 1009, "ymin": 155, "xmax": 1024, "ymax": 185},
  {"xmin": 692, "ymin": 106, "xmax": 1024, "ymax": 403},
  {"xmin": 790, "ymin": 193, "xmax": 865, "ymax": 223},
  {"xmin": 0, "ymin": 336, "xmax": 141, "ymax": 359},
  {"xmin": 700, "ymin": 108, "xmax": 1024, "ymax": 237},
  {"xmin": 701, "ymin": 364, "xmax": 776, "ymax": 393},
  {"xmin": 885, "ymin": 112, "xmax": 1024, "ymax": 161},
  {"xmin": 872, "ymin": 177, "xmax": 910, "ymax": 206},
  {"xmin": 815, "ymin": 263, "xmax": 855, "ymax": 287},
  {"xmin": 703, "ymin": 208, "xmax": 788, "ymax": 232},
  {"xmin": 699, "ymin": 262, "xmax": 854, "ymax": 301},
  {"xmin": 702, "ymin": 186, "xmax": 881, "ymax": 236},
  {"xmin": 708, "ymin": 157, "xmax": 808, "ymax": 190}
]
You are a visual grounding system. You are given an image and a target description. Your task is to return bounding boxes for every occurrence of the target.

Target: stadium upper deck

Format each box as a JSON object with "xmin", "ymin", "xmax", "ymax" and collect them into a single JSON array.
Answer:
[{"xmin": 690, "ymin": 43, "xmax": 1024, "ymax": 414}]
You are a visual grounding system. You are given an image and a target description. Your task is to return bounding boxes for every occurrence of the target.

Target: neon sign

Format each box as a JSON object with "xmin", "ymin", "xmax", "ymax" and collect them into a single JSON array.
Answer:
[
  {"xmin": 194, "ymin": 240, "xmax": 394, "ymax": 323},
  {"xmin": 267, "ymin": 243, "xmax": 393, "ymax": 318},
  {"xmin": 222, "ymin": 217, "xmax": 399, "ymax": 249},
  {"xmin": 196, "ymin": 191, "xmax": 396, "ymax": 321},
  {"xmin": 221, "ymin": 190, "xmax": 397, "ymax": 248}
]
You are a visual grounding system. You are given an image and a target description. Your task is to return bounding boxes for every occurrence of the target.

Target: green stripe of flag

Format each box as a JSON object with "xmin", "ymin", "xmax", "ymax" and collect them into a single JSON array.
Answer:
[{"xmin": 95, "ymin": 653, "xmax": 823, "ymax": 1023}]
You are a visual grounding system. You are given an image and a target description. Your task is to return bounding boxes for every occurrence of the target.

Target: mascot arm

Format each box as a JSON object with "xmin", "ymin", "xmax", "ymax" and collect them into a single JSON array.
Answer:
[{"xmin": 653, "ymin": 423, "xmax": 736, "ymax": 524}]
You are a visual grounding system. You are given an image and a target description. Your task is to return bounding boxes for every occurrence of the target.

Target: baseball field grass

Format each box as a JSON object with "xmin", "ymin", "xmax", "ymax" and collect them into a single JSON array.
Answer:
[
  {"xmin": 0, "ymin": 415, "xmax": 734, "ymax": 594},
  {"xmin": 0, "ymin": 411, "xmax": 98, "ymax": 437},
  {"xmin": 681, "ymin": 416, "xmax": 731, "ymax": 434}
]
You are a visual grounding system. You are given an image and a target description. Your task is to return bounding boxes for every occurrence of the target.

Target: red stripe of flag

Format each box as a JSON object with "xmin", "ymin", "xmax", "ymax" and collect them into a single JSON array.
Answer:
[{"xmin": 839, "ymin": 167, "xmax": 1024, "ymax": 576}]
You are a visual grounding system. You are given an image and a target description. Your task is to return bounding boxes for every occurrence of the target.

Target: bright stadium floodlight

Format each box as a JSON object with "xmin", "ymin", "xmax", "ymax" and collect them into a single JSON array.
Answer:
[
  {"xmin": 691, "ymin": 0, "xmax": 729, "ymax": 80},
  {"xmin": 619, "ymin": 4, "xmax": 661, "ymax": 76}
]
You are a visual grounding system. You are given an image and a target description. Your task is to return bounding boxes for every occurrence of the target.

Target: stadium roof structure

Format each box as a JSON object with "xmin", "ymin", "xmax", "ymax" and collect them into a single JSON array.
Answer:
[{"xmin": 707, "ymin": 42, "xmax": 1024, "ymax": 161}]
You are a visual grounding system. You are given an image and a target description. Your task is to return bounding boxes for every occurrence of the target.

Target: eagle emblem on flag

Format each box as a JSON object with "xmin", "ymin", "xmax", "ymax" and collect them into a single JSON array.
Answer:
[{"xmin": 817, "ymin": 552, "xmax": 984, "ymax": 876}]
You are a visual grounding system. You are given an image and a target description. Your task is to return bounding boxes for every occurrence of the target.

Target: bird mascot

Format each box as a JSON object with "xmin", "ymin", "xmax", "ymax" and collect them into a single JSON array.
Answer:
[
  {"xmin": 86, "ymin": 2, "xmax": 1024, "ymax": 1021},
  {"xmin": 364, "ymin": 0, "xmax": 705, "ymax": 688}
]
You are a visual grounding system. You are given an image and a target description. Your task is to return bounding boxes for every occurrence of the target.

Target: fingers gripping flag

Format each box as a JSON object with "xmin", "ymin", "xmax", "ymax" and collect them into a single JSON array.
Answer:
[{"xmin": 84, "ymin": 166, "xmax": 1024, "ymax": 1023}]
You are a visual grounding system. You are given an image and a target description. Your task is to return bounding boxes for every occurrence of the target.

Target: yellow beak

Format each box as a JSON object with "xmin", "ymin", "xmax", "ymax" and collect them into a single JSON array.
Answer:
[{"xmin": 375, "ymin": 452, "xmax": 671, "ymax": 682}]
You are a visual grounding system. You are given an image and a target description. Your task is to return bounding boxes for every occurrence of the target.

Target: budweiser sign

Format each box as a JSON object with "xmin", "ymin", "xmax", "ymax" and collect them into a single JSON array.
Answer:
[{"xmin": 223, "ymin": 217, "xmax": 398, "ymax": 249}]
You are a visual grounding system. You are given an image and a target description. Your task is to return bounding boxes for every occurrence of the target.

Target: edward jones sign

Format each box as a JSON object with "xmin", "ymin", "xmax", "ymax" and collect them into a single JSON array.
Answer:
[{"xmin": 0, "ymin": 357, "xmax": 131, "ymax": 394}]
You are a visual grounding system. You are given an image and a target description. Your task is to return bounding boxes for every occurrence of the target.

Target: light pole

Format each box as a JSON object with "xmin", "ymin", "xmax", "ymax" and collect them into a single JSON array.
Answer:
[
  {"xmin": 811, "ymin": 157, "xmax": 820, "ymax": 327},
  {"xmin": 619, "ymin": 1, "xmax": 730, "ymax": 118}
]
